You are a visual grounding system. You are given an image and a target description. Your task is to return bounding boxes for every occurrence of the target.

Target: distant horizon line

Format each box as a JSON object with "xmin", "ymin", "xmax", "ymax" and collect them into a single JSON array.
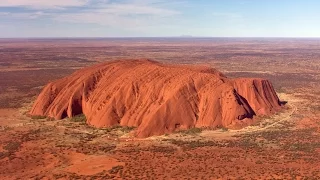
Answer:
[{"xmin": 1, "ymin": 37, "xmax": 320, "ymax": 40}]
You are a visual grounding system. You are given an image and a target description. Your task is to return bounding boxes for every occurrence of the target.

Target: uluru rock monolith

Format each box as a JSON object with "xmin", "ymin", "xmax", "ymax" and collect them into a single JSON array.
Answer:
[{"xmin": 30, "ymin": 59, "xmax": 282, "ymax": 137}]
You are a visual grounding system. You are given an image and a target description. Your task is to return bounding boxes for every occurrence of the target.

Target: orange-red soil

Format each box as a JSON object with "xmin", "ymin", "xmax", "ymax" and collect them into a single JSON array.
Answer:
[{"xmin": 1, "ymin": 38, "xmax": 320, "ymax": 179}]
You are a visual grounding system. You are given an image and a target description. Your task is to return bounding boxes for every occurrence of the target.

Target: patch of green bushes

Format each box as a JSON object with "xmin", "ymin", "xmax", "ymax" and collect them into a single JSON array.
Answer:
[
  {"xmin": 70, "ymin": 114, "xmax": 87, "ymax": 122},
  {"xmin": 31, "ymin": 115, "xmax": 46, "ymax": 119}
]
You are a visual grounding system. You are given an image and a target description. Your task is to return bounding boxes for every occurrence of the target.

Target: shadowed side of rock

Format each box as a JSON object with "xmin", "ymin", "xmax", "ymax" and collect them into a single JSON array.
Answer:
[{"xmin": 233, "ymin": 78, "xmax": 281, "ymax": 115}]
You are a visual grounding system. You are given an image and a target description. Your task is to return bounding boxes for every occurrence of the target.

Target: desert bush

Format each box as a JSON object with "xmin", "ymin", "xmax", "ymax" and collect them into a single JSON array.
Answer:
[
  {"xmin": 2, "ymin": 126, "xmax": 13, "ymax": 131},
  {"xmin": 148, "ymin": 146, "xmax": 176, "ymax": 153},
  {"xmin": 70, "ymin": 114, "xmax": 86, "ymax": 122},
  {"xmin": 4, "ymin": 141, "xmax": 21, "ymax": 152},
  {"xmin": 178, "ymin": 127, "xmax": 202, "ymax": 135},
  {"xmin": 46, "ymin": 117, "xmax": 55, "ymax": 121},
  {"xmin": 285, "ymin": 142, "xmax": 320, "ymax": 153},
  {"xmin": 256, "ymin": 160, "xmax": 263, "ymax": 164},
  {"xmin": 119, "ymin": 126, "xmax": 136, "ymax": 133},
  {"xmin": 31, "ymin": 115, "xmax": 46, "ymax": 119},
  {"xmin": 108, "ymin": 165, "xmax": 124, "ymax": 174},
  {"xmin": 0, "ymin": 151, "xmax": 9, "ymax": 159},
  {"xmin": 169, "ymin": 139, "xmax": 219, "ymax": 150},
  {"xmin": 104, "ymin": 125, "xmax": 135, "ymax": 133}
]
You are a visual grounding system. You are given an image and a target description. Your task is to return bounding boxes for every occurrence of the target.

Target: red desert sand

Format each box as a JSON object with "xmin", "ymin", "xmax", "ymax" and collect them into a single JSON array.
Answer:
[{"xmin": 30, "ymin": 59, "xmax": 282, "ymax": 137}]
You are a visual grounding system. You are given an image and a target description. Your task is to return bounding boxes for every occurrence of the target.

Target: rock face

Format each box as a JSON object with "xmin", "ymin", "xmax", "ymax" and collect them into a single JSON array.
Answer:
[{"xmin": 30, "ymin": 59, "xmax": 282, "ymax": 137}]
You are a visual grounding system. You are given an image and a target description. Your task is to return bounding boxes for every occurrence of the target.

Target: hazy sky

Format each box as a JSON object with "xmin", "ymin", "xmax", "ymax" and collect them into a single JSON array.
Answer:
[{"xmin": 0, "ymin": 0, "xmax": 320, "ymax": 37}]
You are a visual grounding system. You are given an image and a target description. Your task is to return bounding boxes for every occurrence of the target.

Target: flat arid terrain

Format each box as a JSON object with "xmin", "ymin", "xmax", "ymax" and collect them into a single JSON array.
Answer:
[{"xmin": 0, "ymin": 38, "xmax": 320, "ymax": 179}]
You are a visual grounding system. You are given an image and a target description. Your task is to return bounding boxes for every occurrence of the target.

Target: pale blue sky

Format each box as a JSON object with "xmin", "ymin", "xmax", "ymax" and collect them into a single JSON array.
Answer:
[{"xmin": 0, "ymin": 0, "xmax": 319, "ymax": 37}]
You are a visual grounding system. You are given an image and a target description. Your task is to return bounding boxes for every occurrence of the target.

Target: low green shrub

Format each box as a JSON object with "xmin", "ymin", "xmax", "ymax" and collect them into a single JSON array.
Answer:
[
  {"xmin": 31, "ymin": 115, "xmax": 46, "ymax": 119},
  {"xmin": 70, "ymin": 114, "xmax": 87, "ymax": 122}
]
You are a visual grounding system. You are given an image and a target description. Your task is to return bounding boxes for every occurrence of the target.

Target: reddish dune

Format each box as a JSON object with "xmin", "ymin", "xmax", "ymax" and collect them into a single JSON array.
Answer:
[{"xmin": 30, "ymin": 59, "xmax": 282, "ymax": 137}]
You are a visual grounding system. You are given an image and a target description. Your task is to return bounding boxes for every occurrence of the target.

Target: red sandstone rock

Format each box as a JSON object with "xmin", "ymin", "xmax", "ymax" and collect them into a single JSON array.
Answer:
[{"xmin": 30, "ymin": 59, "xmax": 282, "ymax": 137}]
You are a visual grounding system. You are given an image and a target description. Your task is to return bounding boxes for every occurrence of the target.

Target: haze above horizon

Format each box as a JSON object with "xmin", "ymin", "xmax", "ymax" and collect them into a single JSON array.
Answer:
[{"xmin": 0, "ymin": 0, "xmax": 319, "ymax": 38}]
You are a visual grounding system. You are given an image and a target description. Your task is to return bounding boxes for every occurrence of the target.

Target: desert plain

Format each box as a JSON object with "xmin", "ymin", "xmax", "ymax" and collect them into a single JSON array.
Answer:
[{"xmin": 0, "ymin": 38, "xmax": 320, "ymax": 179}]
